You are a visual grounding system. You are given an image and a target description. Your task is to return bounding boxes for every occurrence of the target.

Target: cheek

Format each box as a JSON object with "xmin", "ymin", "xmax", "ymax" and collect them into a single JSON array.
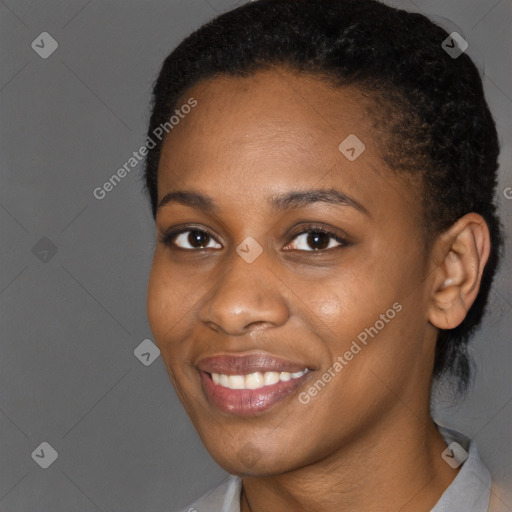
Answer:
[
  {"xmin": 146, "ymin": 255, "xmax": 191, "ymax": 354},
  {"xmin": 146, "ymin": 262, "xmax": 171, "ymax": 343},
  {"xmin": 305, "ymin": 290, "xmax": 344, "ymax": 325},
  {"xmin": 147, "ymin": 260, "xmax": 197, "ymax": 397},
  {"xmin": 305, "ymin": 247, "xmax": 427, "ymax": 370},
  {"xmin": 336, "ymin": 279, "xmax": 427, "ymax": 396}
]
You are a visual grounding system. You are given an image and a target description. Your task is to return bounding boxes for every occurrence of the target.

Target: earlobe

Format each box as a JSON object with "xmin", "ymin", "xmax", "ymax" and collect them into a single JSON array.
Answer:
[{"xmin": 428, "ymin": 213, "xmax": 491, "ymax": 330}]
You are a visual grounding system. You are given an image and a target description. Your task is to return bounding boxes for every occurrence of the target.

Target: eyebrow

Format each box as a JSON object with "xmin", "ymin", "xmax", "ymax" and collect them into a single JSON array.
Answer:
[{"xmin": 157, "ymin": 187, "xmax": 369, "ymax": 215}]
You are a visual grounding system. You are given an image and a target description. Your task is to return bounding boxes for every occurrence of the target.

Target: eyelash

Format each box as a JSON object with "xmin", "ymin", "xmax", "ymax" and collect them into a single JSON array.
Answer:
[{"xmin": 159, "ymin": 224, "xmax": 349, "ymax": 253}]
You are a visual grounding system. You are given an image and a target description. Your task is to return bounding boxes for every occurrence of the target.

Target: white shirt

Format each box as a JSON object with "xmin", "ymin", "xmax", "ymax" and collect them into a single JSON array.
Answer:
[{"xmin": 179, "ymin": 426, "xmax": 491, "ymax": 512}]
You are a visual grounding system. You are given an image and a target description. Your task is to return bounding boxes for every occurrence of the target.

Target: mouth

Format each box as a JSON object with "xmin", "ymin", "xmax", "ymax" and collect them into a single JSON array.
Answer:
[{"xmin": 197, "ymin": 353, "xmax": 314, "ymax": 416}]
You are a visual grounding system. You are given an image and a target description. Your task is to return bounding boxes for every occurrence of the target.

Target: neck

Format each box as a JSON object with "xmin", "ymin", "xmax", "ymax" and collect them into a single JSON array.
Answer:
[{"xmin": 240, "ymin": 416, "xmax": 459, "ymax": 512}]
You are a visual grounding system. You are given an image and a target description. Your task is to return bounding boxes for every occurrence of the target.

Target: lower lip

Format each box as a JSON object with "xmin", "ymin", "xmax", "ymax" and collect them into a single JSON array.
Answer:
[{"xmin": 200, "ymin": 371, "xmax": 311, "ymax": 416}]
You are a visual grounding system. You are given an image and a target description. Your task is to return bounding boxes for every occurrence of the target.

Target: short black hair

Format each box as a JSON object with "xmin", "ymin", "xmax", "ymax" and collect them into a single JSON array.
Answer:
[{"xmin": 142, "ymin": 0, "xmax": 503, "ymax": 395}]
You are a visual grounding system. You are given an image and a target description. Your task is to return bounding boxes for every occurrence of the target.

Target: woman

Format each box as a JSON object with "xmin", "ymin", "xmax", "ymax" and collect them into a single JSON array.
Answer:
[{"xmin": 143, "ymin": 0, "xmax": 503, "ymax": 510}]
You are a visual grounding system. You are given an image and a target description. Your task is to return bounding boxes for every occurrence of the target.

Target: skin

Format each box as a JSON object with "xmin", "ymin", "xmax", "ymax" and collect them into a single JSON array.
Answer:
[{"xmin": 146, "ymin": 67, "xmax": 490, "ymax": 512}]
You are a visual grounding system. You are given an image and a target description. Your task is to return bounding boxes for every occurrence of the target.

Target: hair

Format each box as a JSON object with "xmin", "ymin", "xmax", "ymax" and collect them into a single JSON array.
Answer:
[{"xmin": 142, "ymin": 0, "xmax": 503, "ymax": 395}]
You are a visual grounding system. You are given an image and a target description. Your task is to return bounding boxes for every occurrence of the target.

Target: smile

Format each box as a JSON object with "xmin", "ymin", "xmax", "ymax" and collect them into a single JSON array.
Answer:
[
  {"xmin": 211, "ymin": 369, "xmax": 309, "ymax": 390},
  {"xmin": 196, "ymin": 352, "xmax": 313, "ymax": 415}
]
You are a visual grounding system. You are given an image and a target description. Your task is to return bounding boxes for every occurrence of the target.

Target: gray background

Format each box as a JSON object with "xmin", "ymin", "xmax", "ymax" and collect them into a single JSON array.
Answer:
[{"xmin": 0, "ymin": 0, "xmax": 511, "ymax": 510}]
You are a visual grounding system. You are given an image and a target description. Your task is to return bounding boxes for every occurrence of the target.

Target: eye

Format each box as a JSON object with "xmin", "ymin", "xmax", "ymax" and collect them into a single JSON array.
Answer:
[
  {"xmin": 160, "ymin": 225, "xmax": 349, "ymax": 253},
  {"xmin": 160, "ymin": 227, "xmax": 222, "ymax": 250},
  {"xmin": 284, "ymin": 226, "xmax": 348, "ymax": 252}
]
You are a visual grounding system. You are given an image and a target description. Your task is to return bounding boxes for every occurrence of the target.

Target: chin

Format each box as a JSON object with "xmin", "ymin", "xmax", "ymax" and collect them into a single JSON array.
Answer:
[{"xmin": 205, "ymin": 442, "xmax": 306, "ymax": 477}]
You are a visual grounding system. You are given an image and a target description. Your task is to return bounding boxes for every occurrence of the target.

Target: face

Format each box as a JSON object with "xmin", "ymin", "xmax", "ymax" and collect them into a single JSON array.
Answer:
[{"xmin": 147, "ymin": 68, "xmax": 438, "ymax": 476}]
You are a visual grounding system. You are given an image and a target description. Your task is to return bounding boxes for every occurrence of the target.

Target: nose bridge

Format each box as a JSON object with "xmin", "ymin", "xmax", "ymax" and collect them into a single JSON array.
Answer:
[{"xmin": 198, "ymin": 247, "xmax": 289, "ymax": 334}]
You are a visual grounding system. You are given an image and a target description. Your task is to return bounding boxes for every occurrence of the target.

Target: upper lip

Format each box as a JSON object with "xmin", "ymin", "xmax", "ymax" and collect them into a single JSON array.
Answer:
[{"xmin": 197, "ymin": 352, "xmax": 312, "ymax": 375}]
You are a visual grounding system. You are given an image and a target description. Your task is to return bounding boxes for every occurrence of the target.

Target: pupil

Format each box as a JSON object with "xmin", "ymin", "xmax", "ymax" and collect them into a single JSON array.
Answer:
[
  {"xmin": 189, "ymin": 230, "xmax": 209, "ymax": 248},
  {"xmin": 308, "ymin": 232, "xmax": 329, "ymax": 250}
]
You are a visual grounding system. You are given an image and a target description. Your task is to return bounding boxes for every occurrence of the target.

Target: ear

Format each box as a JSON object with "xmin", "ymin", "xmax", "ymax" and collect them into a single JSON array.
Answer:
[{"xmin": 428, "ymin": 213, "xmax": 491, "ymax": 330}]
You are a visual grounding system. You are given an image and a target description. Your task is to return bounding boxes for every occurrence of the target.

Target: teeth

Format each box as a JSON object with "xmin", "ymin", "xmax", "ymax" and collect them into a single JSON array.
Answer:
[
  {"xmin": 245, "ymin": 372, "xmax": 264, "ymax": 389},
  {"xmin": 264, "ymin": 372, "xmax": 280, "ymax": 385},
  {"xmin": 228, "ymin": 375, "xmax": 246, "ymax": 389},
  {"xmin": 210, "ymin": 369, "xmax": 308, "ymax": 390}
]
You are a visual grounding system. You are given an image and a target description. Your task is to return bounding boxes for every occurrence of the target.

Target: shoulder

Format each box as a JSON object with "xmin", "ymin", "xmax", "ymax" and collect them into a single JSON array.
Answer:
[{"xmin": 176, "ymin": 475, "xmax": 242, "ymax": 512}]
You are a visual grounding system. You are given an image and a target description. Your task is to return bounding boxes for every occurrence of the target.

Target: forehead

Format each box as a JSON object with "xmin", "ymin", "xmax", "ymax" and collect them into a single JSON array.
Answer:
[
  {"xmin": 168, "ymin": 68, "xmax": 373, "ymax": 148},
  {"xmin": 159, "ymin": 69, "xmax": 381, "ymax": 190}
]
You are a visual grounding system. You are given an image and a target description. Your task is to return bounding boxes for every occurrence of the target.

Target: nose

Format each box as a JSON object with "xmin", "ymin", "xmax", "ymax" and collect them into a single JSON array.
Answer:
[{"xmin": 197, "ymin": 248, "xmax": 290, "ymax": 336}]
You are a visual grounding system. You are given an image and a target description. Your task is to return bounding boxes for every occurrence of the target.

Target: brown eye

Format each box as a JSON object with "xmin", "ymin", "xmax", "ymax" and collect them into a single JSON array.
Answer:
[
  {"xmin": 161, "ymin": 228, "xmax": 222, "ymax": 250},
  {"xmin": 285, "ymin": 228, "xmax": 348, "ymax": 252}
]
